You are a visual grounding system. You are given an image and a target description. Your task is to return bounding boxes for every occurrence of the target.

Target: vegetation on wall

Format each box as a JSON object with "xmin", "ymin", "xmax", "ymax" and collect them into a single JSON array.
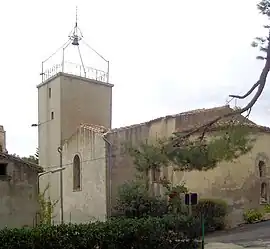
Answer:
[{"xmin": 38, "ymin": 184, "xmax": 58, "ymax": 225}]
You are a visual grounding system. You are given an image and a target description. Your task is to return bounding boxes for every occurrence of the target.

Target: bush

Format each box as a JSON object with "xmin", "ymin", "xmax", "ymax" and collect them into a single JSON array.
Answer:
[
  {"xmin": 243, "ymin": 208, "xmax": 263, "ymax": 224},
  {"xmin": 264, "ymin": 204, "xmax": 270, "ymax": 213},
  {"xmin": 114, "ymin": 181, "xmax": 168, "ymax": 218},
  {"xmin": 0, "ymin": 216, "xmax": 199, "ymax": 249},
  {"xmin": 193, "ymin": 198, "xmax": 228, "ymax": 232}
]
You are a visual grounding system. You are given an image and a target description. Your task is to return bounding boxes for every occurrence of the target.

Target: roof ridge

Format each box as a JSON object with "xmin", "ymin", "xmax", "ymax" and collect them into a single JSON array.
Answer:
[
  {"xmin": 0, "ymin": 152, "xmax": 43, "ymax": 172},
  {"xmin": 80, "ymin": 123, "xmax": 108, "ymax": 133},
  {"xmin": 109, "ymin": 105, "xmax": 232, "ymax": 133},
  {"xmin": 175, "ymin": 120, "xmax": 270, "ymax": 133}
]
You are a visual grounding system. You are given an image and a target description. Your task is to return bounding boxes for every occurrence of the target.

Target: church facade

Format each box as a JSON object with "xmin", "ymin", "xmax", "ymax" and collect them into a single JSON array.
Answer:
[{"xmin": 57, "ymin": 103, "xmax": 270, "ymax": 227}]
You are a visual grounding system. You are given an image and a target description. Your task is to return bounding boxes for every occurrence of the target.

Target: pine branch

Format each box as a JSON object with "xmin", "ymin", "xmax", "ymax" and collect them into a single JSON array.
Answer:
[{"xmin": 172, "ymin": 28, "xmax": 270, "ymax": 143}]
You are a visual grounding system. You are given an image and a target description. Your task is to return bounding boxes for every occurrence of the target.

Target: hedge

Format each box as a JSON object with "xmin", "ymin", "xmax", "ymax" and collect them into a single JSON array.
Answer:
[
  {"xmin": 193, "ymin": 198, "xmax": 228, "ymax": 232},
  {"xmin": 0, "ymin": 215, "xmax": 200, "ymax": 249}
]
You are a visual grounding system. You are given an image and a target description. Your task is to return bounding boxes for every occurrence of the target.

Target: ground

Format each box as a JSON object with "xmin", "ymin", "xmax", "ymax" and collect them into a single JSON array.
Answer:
[{"xmin": 205, "ymin": 221, "xmax": 270, "ymax": 248}]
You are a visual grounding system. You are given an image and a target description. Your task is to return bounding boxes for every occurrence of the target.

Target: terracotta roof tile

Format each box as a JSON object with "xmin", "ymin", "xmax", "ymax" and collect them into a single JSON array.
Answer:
[
  {"xmin": 175, "ymin": 119, "xmax": 270, "ymax": 134},
  {"xmin": 80, "ymin": 123, "xmax": 108, "ymax": 134}
]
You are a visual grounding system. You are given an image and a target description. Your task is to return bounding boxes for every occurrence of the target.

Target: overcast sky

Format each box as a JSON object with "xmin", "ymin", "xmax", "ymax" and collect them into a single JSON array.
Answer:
[{"xmin": 0, "ymin": 0, "xmax": 268, "ymax": 157}]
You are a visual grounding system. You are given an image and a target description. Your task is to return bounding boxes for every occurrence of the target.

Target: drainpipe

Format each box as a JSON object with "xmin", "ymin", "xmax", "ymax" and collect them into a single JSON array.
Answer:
[
  {"xmin": 57, "ymin": 146, "xmax": 64, "ymax": 224},
  {"xmin": 102, "ymin": 132, "xmax": 112, "ymax": 218}
]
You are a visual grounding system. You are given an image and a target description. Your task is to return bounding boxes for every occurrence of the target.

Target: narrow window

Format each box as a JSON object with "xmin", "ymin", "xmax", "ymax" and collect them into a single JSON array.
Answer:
[
  {"xmin": 48, "ymin": 88, "xmax": 52, "ymax": 98},
  {"xmin": 51, "ymin": 111, "xmax": 54, "ymax": 120},
  {"xmin": 261, "ymin": 182, "xmax": 268, "ymax": 203},
  {"xmin": 0, "ymin": 163, "xmax": 7, "ymax": 176},
  {"xmin": 152, "ymin": 168, "xmax": 160, "ymax": 182},
  {"xmin": 259, "ymin": 160, "xmax": 266, "ymax": 177},
  {"xmin": 73, "ymin": 155, "xmax": 81, "ymax": 191}
]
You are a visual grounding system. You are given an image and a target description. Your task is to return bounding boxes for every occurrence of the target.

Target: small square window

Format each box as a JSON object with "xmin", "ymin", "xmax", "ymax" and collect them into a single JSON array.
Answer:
[
  {"xmin": 0, "ymin": 164, "xmax": 7, "ymax": 176},
  {"xmin": 48, "ymin": 88, "xmax": 52, "ymax": 98},
  {"xmin": 51, "ymin": 111, "xmax": 54, "ymax": 120}
]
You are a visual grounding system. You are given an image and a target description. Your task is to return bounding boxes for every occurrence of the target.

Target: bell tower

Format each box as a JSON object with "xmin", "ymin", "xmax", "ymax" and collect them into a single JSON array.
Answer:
[{"xmin": 37, "ymin": 8, "xmax": 113, "ymax": 223}]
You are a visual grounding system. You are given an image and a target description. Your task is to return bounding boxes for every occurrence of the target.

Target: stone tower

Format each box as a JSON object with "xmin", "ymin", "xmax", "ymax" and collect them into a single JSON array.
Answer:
[
  {"xmin": 37, "ymin": 73, "xmax": 113, "ymax": 171},
  {"xmin": 0, "ymin": 125, "xmax": 7, "ymax": 153},
  {"xmin": 37, "ymin": 14, "xmax": 113, "ymax": 223}
]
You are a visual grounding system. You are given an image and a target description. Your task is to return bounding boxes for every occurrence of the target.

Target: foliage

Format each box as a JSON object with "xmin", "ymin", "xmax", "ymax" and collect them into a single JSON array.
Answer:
[
  {"xmin": 12, "ymin": 148, "xmax": 39, "ymax": 165},
  {"xmin": 23, "ymin": 148, "xmax": 39, "ymax": 164},
  {"xmin": 264, "ymin": 204, "xmax": 270, "ymax": 213},
  {"xmin": 0, "ymin": 216, "xmax": 200, "ymax": 249},
  {"xmin": 193, "ymin": 198, "xmax": 228, "ymax": 232},
  {"xmin": 161, "ymin": 179, "xmax": 189, "ymax": 214},
  {"xmin": 128, "ymin": 140, "xmax": 170, "ymax": 176},
  {"xmin": 243, "ymin": 208, "xmax": 263, "ymax": 224},
  {"xmin": 38, "ymin": 184, "xmax": 58, "ymax": 225},
  {"xmin": 253, "ymin": 0, "xmax": 270, "ymax": 59},
  {"xmin": 35, "ymin": 147, "xmax": 39, "ymax": 162},
  {"xmin": 114, "ymin": 180, "xmax": 168, "ymax": 218},
  {"xmin": 128, "ymin": 126, "xmax": 254, "ymax": 174},
  {"xmin": 22, "ymin": 155, "xmax": 38, "ymax": 164},
  {"xmin": 167, "ymin": 125, "xmax": 255, "ymax": 171}
]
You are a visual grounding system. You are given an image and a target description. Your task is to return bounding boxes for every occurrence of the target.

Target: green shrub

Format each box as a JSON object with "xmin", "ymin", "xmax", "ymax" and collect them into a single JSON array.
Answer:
[
  {"xmin": 243, "ymin": 209, "xmax": 263, "ymax": 224},
  {"xmin": 264, "ymin": 204, "xmax": 270, "ymax": 213},
  {"xmin": 0, "ymin": 216, "xmax": 199, "ymax": 249},
  {"xmin": 114, "ymin": 181, "xmax": 168, "ymax": 218},
  {"xmin": 193, "ymin": 198, "xmax": 228, "ymax": 232}
]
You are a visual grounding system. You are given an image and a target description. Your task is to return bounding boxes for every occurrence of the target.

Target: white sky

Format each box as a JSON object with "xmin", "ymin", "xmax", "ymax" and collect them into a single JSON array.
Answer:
[{"xmin": 0, "ymin": 0, "xmax": 269, "ymax": 157}]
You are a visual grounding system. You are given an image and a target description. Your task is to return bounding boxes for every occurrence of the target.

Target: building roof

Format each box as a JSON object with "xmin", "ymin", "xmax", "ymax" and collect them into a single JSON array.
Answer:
[
  {"xmin": 78, "ymin": 105, "xmax": 268, "ymax": 136},
  {"xmin": 80, "ymin": 123, "xmax": 108, "ymax": 134},
  {"xmin": 175, "ymin": 118, "xmax": 270, "ymax": 134},
  {"xmin": 108, "ymin": 105, "xmax": 255, "ymax": 133},
  {"xmin": 0, "ymin": 152, "xmax": 43, "ymax": 173}
]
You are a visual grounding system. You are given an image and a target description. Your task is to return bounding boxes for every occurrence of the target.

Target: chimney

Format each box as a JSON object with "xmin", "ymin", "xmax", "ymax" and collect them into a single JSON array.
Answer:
[{"xmin": 0, "ymin": 125, "xmax": 7, "ymax": 153}]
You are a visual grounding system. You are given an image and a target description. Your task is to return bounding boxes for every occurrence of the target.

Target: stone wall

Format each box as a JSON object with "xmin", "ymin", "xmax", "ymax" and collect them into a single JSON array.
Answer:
[
  {"xmin": 107, "ymin": 115, "xmax": 176, "ymax": 209},
  {"xmin": 106, "ymin": 108, "xmax": 269, "ymax": 227},
  {"xmin": 0, "ymin": 159, "xmax": 39, "ymax": 228},
  {"xmin": 172, "ymin": 132, "xmax": 270, "ymax": 227},
  {"xmin": 61, "ymin": 126, "xmax": 107, "ymax": 224}
]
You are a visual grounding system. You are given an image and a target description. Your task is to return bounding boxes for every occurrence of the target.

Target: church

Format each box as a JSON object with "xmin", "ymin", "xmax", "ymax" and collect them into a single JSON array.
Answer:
[{"xmin": 38, "ymin": 18, "xmax": 270, "ymax": 227}]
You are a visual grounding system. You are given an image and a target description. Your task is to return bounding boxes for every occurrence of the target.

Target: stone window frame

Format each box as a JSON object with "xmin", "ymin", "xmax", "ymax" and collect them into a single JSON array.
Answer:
[
  {"xmin": 73, "ymin": 154, "xmax": 82, "ymax": 192},
  {"xmin": 258, "ymin": 160, "xmax": 266, "ymax": 178},
  {"xmin": 255, "ymin": 153, "xmax": 270, "ymax": 204},
  {"xmin": 261, "ymin": 182, "xmax": 268, "ymax": 204},
  {"xmin": 151, "ymin": 168, "xmax": 161, "ymax": 183}
]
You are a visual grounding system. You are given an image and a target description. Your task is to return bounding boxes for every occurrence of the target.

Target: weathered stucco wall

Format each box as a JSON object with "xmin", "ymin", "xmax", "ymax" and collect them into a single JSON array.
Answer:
[
  {"xmin": 107, "ymin": 106, "xmax": 235, "ymax": 210},
  {"xmin": 0, "ymin": 160, "xmax": 39, "ymax": 228},
  {"xmin": 37, "ymin": 73, "xmax": 113, "ymax": 224},
  {"xmin": 62, "ymin": 126, "xmax": 107, "ymax": 223},
  {"xmin": 172, "ymin": 132, "xmax": 270, "ymax": 227},
  {"xmin": 107, "ymin": 116, "xmax": 176, "ymax": 209},
  {"xmin": 107, "ymin": 107, "xmax": 270, "ymax": 227}
]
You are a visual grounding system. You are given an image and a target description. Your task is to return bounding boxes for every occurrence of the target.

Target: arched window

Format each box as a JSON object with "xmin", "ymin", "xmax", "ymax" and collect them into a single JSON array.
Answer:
[
  {"xmin": 260, "ymin": 182, "xmax": 267, "ymax": 203},
  {"xmin": 258, "ymin": 160, "xmax": 266, "ymax": 178},
  {"xmin": 73, "ymin": 155, "xmax": 81, "ymax": 191}
]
